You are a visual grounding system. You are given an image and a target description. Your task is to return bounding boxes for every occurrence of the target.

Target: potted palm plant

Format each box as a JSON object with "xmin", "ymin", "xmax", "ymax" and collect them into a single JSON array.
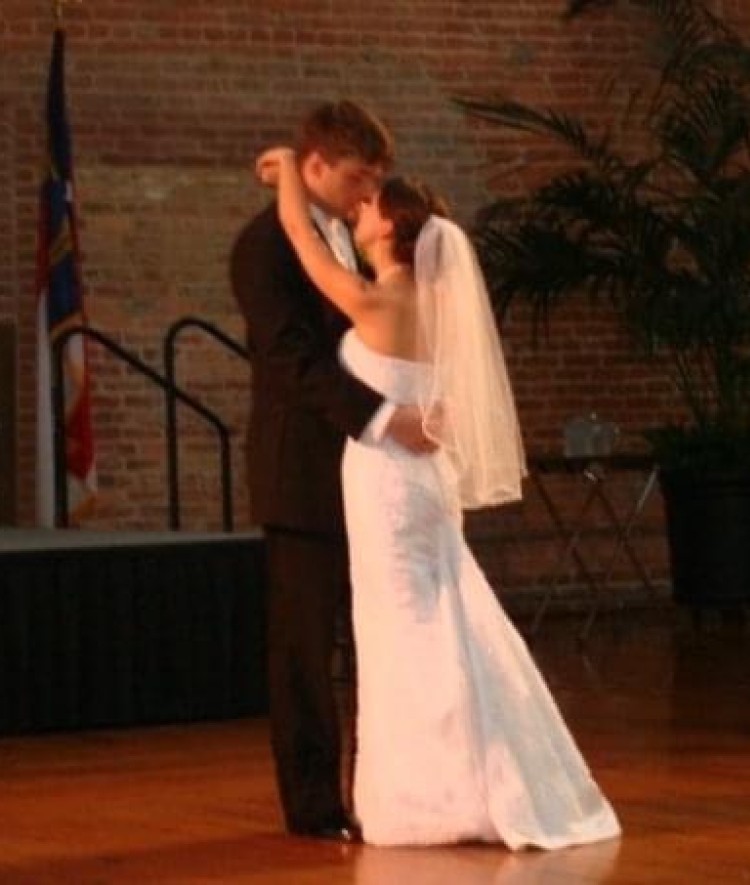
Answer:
[{"xmin": 457, "ymin": 0, "xmax": 750, "ymax": 608}]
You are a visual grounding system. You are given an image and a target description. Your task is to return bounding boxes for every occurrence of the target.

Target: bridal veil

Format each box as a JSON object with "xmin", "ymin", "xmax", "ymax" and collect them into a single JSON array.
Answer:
[{"xmin": 414, "ymin": 215, "xmax": 527, "ymax": 509}]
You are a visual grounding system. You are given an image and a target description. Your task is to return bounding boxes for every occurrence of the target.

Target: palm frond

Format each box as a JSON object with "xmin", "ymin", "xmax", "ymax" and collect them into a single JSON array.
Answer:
[
  {"xmin": 678, "ymin": 174, "xmax": 750, "ymax": 279},
  {"xmin": 475, "ymin": 220, "xmax": 599, "ymax": 316},
  {"xmin": 453, "ymin": 98, "xmax": 640, "ymax": 180},
  {"xmin": 659, "ymin": 78, "xmax": 750, "ymax": 179},
  {"xmin": 563, "ymin": 0, "xmax": 614, "ymax": 20},
  {"xmin": 533, "ymin": 169, "xmax": 656, "ymax": 229},
  {"xmin": 569, "ymin": 0, "xmax": 733, "ymax": 48}
]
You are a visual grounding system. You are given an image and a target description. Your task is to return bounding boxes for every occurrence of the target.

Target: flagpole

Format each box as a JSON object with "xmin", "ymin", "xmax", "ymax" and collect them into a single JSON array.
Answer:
[
  {"xmin": 37, "ymin": 0, "xmax": 98, "ymax": 527},
  {"xmin": 52, "ymin": 0, "xmax": 83, "ymax": 27}
]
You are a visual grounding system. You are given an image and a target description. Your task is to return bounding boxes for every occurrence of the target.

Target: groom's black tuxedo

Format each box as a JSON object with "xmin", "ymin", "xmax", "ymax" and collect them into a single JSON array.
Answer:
[
  {"xmin": 230, "ymin": 201, "xmax": 382, "ymax": 833},
  {"xmin": 231, "ymin": 202, "xmax": 382, "ymax": 533}
]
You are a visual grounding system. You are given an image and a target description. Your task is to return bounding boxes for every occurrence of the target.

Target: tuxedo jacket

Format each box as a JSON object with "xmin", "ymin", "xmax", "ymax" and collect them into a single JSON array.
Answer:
[{"xmin": 230, "ymin": 202, "xmax": 383, "ymax": 533}]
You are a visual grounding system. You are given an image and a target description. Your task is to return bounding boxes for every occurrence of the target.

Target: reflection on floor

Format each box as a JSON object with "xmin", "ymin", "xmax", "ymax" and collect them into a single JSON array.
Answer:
[{"xmin": 0, "ymin": 605, "xmax": 748, "ymax": 884}]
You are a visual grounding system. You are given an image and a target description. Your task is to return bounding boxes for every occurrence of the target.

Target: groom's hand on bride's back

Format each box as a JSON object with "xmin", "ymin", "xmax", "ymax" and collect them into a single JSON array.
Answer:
[{"xmin": 386, "ymin": 405, "xmax": 438, "ymax": 455}]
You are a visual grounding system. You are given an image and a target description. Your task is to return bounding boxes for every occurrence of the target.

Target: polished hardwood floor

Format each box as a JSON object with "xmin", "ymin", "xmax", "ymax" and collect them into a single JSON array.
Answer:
[{"xmin": 1, "ymin": 607, "xmax": 749, "ymax": 883}]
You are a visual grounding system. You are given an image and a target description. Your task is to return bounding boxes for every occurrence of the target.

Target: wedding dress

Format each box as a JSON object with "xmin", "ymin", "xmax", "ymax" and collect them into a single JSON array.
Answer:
[{"xmin": 339, "ymin": 327, "xmax": 621, "ymax": 850}]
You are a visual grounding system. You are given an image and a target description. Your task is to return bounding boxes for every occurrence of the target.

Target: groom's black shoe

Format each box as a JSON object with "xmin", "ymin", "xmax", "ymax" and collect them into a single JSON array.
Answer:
[{"xmin": 292, "ymin": 814, "xmax": 362, "ymax": 843}]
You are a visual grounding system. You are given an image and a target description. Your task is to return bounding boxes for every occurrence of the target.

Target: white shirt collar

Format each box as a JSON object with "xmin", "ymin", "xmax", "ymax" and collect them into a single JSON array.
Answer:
[
  {"xmin": 308, "ymin": 203, "xmax": 357, "ymax": 269},
  {"xmin": 309, "ymin": 202, "xmax": 339, "ymax": 235}
]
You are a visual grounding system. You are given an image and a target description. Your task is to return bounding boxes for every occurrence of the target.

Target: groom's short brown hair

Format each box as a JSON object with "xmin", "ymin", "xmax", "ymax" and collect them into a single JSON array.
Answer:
[{"xmin": 296, "ymin": 100, "xmax": 394, "ymax": 167}]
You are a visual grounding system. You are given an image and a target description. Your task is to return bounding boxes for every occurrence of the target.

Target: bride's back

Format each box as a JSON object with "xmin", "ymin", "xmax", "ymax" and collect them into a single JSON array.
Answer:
[{"xmin": 354, "ymin": 273, "xmax": 421, "ymax": 362}]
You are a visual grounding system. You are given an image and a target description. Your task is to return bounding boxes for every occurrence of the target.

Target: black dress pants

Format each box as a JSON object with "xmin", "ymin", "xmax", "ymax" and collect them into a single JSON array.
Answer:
[{"xmin": 263, "ymin": 526, "xmax": 352, "ymax": 831}]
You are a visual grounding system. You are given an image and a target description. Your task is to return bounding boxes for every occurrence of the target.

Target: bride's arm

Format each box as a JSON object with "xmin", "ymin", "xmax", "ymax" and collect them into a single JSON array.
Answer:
[{"xmin": 256, "ymin": 148, "xmax": 378, "ymax": 320}]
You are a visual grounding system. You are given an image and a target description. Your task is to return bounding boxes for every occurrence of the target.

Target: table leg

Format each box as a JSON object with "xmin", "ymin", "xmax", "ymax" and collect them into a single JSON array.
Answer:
[{"xmin": 529, "ymin": 470, "xmax": 605, "ymax": 637}]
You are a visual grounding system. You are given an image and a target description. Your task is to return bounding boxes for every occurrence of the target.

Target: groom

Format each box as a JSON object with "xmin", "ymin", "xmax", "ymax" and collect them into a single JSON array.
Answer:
[{"xmin": 231, "ymin": 100, "xmax": 432, "ymax": 841}]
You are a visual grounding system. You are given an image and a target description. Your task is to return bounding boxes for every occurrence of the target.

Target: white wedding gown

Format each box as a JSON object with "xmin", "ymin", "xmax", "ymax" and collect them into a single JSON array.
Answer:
[{"xmin": 339, "ymin": 329, "xmax": 621, "ymax": 850}]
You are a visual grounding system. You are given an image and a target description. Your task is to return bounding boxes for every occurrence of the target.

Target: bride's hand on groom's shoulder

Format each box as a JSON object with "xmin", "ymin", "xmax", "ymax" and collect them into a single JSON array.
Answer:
[{"xmin": 255, "ymin": 146, "xmax": 295, "ymax": 187}]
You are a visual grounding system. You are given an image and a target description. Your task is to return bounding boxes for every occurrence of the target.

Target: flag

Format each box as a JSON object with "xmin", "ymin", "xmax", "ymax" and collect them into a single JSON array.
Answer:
[{"xmin": 36, "ymin": 28, "xmax": 96, "ymax": 527}]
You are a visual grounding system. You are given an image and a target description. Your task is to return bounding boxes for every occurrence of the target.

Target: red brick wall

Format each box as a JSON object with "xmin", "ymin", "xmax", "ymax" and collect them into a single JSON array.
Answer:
[{"xmin": 1, "ymin": 1, "xmax": 748, "ymax": 589}]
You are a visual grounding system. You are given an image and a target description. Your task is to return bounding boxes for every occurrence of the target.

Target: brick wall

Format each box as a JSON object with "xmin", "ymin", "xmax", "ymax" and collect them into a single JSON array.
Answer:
[{"xmin": 2, "ymin": 1, "xmax": 748, "ymax": 591}]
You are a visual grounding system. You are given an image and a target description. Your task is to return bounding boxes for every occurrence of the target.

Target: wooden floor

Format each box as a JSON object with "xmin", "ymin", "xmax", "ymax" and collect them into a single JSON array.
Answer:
[{"xmin": 1, "ymin": 607, "xmax": 749, "ymax": 884}]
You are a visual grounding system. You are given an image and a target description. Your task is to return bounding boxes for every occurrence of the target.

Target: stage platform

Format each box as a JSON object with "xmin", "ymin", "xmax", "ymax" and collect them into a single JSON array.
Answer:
[{"xmin": 0, "ymin": 529, "xmax": 268, "ymax": 736}]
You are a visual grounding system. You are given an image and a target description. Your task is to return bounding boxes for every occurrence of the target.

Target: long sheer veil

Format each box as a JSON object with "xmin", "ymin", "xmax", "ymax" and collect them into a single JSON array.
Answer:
[{"xmin": 415, "ymin": 215, "xmax": 527, "ymax": 509}]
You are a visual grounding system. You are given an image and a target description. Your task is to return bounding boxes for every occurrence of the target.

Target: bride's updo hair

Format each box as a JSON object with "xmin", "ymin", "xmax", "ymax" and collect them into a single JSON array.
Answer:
[{"xmin": 378, "ymin": 177, "xmax": 449, "ymax": 266}]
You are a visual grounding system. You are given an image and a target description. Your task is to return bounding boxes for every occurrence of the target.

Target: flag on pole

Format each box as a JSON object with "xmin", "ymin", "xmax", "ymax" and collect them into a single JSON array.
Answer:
[{"xmin": 36, "ymin": 27, "xmax": 96, "ymax": 526}]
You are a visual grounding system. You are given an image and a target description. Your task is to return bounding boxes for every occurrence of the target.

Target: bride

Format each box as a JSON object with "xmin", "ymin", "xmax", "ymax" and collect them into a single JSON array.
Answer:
[{"xmin": 256, "ymin": 147, "xmax": 621, "ymax": 851}]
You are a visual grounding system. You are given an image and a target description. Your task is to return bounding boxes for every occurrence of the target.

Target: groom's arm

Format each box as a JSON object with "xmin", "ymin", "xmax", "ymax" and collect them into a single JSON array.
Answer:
[{"xmin": 231, "ymin": 217, "xmax": 382, "ymax": 439}]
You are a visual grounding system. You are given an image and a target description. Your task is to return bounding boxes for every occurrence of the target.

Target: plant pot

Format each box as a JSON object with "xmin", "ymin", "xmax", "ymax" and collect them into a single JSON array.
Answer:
[{"xmin": 659, "ymin": 468, "xmax": 750, "ymax": 608}]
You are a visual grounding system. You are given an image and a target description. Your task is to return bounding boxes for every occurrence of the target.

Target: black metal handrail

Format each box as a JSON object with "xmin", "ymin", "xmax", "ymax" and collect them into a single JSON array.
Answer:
[
  {"xmin": 163, "ymin": 316, "xmax": 250, "ymax": 530},
  {"xmin": 52, "ymin": 324, "xmax": 233, "ymax": 530}
]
